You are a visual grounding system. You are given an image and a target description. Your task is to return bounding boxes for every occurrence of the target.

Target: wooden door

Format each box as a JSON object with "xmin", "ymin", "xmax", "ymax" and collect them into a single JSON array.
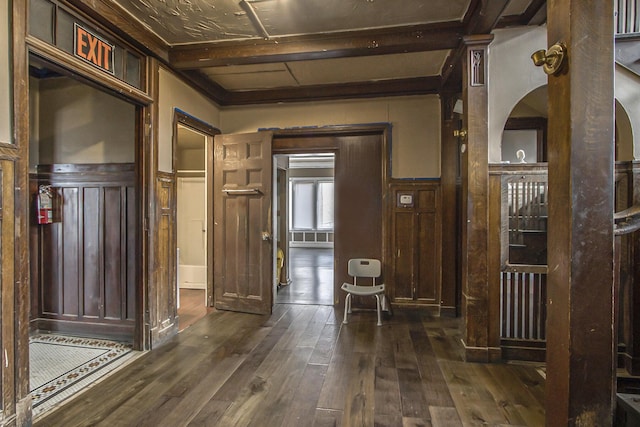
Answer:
[{"xmin": 213, "ymin": 132, "xmax": 273, "ymax": 314}]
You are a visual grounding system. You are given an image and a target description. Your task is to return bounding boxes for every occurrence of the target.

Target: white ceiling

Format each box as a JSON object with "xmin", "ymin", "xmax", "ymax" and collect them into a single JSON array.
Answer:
[
  {"xmin": 115, "ymin": 0, "xmax": 471, "ymax": 45},
  {"xmin": 201, "ymin": 50, "xmax": 450, "ymax": 90}
]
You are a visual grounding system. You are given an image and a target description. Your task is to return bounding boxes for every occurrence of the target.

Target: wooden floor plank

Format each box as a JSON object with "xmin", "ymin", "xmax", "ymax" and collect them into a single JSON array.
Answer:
[
  {"xmin": 429, "ymin": 406, "xmax": 463, "ymax": 426},
  {"xmin": 34, "ymin": 307, "xmax": 546, "ymax": 427},
  {"xmin": 281, "ymin": 363, "xmax": 328, "ymax": 427},
  {"xmin": 341, "ymin": 352, "xmax": 376, "ymax": 426},
  {"xmin": 313, "ymin": 408, "xmax": 343, "ymax": 427}
]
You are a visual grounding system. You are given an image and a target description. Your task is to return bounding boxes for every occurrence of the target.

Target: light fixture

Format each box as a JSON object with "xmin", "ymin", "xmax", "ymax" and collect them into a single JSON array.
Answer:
[{"xmin": 531, "ymin": 43, "xmax": 567, "ymax": 76}]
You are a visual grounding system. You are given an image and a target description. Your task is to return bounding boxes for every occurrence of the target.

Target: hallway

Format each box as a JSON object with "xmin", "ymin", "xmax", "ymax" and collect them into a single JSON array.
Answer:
[
  {"xmin": 35, "ymin": 305, "xmax": 545, "ymax": 426},
  {"xmin": 276, "ymin": 248, "xmax": 334, "ymax": 306}
]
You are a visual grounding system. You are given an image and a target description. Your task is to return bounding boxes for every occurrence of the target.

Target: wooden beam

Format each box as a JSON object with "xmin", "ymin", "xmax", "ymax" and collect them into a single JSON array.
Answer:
[
  {"xmin": 545, "ymin": 0, "xmax": 615, "ymax": 425},
  {"xmin": 169, "ymin": 25, "xmax": 463, "ymax": 69},
  {"xmin": 466, "ymin": 0, "xmax": 512, "ymax": 34},
  {"xmin": 206, "ymin": 76, "xmax": 441, "ymax": 106},
  {"xmin": 497, "ymin": 0, "xmax": 547, "ymax": 27}
]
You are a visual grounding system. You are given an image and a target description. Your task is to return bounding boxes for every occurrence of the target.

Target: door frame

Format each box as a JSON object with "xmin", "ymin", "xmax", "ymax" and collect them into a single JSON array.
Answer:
[
  {"xmin": 272, "ymin": 124, "xmax": 391, "ymax": 305},
  {"xmin": 172, "ymin": 110, "xmax": 221, "ymax": 307}
]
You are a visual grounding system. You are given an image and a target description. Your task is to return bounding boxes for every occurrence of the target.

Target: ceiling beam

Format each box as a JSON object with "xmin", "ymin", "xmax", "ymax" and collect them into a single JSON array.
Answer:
[
  {"xmin": 205, "ymin": 76, "xmax": 442, "ymax": 106},
  {"xmin": 498, "ymin": 0, "xmax": 547, "ymax": 27},
  {"xmin": 466, "ymin": 0, "xmax": 512, "ymax": 34},
  {"xmin": 169, "ymin": 25, "xmax": 463, "ymax": 69}
]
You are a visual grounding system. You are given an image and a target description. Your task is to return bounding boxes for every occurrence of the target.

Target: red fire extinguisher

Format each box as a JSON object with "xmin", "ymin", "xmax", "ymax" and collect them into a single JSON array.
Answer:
[{"xmin": 37, "ymin": 185, "xmax": 54, "ymax": 225}]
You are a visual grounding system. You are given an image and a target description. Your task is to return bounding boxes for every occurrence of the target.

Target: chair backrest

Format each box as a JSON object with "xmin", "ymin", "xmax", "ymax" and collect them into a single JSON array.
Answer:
[{"xmin": 348, "ymin": 258, "xmax": 380, "ymax": 286}]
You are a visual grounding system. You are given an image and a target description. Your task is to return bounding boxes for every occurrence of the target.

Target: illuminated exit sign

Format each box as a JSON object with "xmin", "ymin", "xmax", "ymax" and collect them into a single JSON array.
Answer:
[{"xmin": 74, "ymin": 24, "xmax": 114, "ymax": 74}]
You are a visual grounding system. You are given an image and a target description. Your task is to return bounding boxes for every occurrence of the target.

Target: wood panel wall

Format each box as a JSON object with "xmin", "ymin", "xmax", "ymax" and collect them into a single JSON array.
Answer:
[
  {"xmin": 389, "ymin": 181, "xmax": 441, "ymax": 307},
  {"xmin": 29, "ymin": 164, "xmax": 136, "ymax": 341},
  {"xmin": 148, "ymin": 171, "xmax": 178, "ymax": 346}
]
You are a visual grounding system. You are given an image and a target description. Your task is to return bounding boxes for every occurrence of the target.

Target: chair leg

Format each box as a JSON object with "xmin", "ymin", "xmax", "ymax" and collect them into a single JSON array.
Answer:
[
  {"xmin": 375, "ymin": 294, "xmax": 382, "ymax": 326},
  {"xmin": 343, "ymin": 294, "xmax": 351, "ymax": 324}
]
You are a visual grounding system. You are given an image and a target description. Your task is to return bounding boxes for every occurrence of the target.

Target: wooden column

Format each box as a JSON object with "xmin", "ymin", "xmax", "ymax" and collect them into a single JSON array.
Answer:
[
  {"xmin": 12, "ymin": 0, "xmax": 33, "ymax": 424},
  {"xmin": 546, "ymin": 1, "xmax": 615, "ymax": 425},
  {"xmin": 440, "ymin": 94, "xmax": 459, "ymax": 316},
  {"xmin": 460, "ymin": 35, "xmax": 500, "ymax": 362}
]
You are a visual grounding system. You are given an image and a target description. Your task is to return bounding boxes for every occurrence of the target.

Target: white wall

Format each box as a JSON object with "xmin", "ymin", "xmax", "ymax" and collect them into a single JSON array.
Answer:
[
  {"xmin": 490, "ymin": 26, "xmax": 640, "ymax": 161},
  {"xmin": 37, "ymin": 78, "xmax": 135, "ymax": 164},
  {"xmin": 220, "ymin": 95, "xmax": 441, "ymax": 178},
  {"xmin": 0, "ymin": 1, "xmax": 11, "ymax": 144},
  {"xmin": 158, "ymin": 67, "xmax": 221, "ymax": 172},
  {"xmin": 488, "ymin": 26, "xmax": 547, "ymax": 163}
]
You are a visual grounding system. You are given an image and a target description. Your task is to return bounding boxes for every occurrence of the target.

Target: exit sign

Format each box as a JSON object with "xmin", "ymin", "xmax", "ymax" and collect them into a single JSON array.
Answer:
[{"xmin": 74, "ymin": 24, "xmax": 114, "ymax": 74}]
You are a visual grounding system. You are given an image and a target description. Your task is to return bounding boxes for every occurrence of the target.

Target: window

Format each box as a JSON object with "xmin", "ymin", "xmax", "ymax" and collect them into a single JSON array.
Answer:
[{"xmin": 290, "ymin": 179, "xmax": 334, "ymax": 230}]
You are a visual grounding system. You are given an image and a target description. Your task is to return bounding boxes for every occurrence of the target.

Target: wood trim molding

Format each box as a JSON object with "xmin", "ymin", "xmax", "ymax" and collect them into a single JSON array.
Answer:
[
  {"xmin": 65, "ymin": 0, "xmax": 169, "ymax": 62},
  {"xmin": 27, "ymin": 36, "xmax": 153, "ymax": 105},
  {"xmin": 170, "ymin": 24, "xmax": 463, "ymax": 69}
]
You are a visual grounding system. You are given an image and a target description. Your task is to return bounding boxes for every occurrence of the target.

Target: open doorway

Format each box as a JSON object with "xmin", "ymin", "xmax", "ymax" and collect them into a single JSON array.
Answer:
[
  {"xmin": 173, "ymin": 111, "xmax": 219, "ymax": 330},
  {"xmin": 274, "ymin": 154, "xmax": 335, "ymax": 306},
  {"xmin": 27, "ymin": 54, "xmax": 141, "ymax": 417},
  {"xmin": 175, "ymin": 123, "xmax": 210, "ymax": 330}
]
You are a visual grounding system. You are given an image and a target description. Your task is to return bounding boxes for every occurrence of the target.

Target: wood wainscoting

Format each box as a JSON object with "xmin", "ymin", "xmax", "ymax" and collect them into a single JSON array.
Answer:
[
  {"xmin": 389, "ymin": 181, "xmax": 442, "ymax": 308},
  {"xmin": 29, "ymin": 164, "xmax": 137, "ymax": 341}
]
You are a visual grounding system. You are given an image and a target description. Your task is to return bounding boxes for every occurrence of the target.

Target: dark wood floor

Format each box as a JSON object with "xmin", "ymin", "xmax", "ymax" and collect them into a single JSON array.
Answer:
[{"xmin": 35, "ymin": 305, "xmax": 545, "ymax": 426}]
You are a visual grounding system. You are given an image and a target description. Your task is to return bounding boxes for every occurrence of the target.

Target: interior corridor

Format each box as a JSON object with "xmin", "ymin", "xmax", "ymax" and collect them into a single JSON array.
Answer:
[{"xmin": 276, "ymin": 247, "xmax": 334, "ymax": 306}]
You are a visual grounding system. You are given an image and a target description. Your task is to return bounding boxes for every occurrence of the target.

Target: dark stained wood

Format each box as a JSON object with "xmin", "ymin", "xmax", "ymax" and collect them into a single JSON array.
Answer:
[
  {"xmin": 497, "ymin": 0, "xmax": 547, "ymax": 27},
  {"xmin": 140, "ymin": 57, "xmax": 159, "ymax": 352},
  {"xmin": 389, "ymin": 182, "xmax": 442, "ymax": 307},
  {"xmin": 334, "ymin": 134, "xmax": 384, "ymax": 307},
  {"xmin": 26, "ymin": 36, "xmax": 152, "ymax": 106},
  {"xmin": 545, "ymin": 0, "xmax": 615, "ymax": 425},
  {"xmin": 213, "ymin": 132, "xmax": 273, "ymax": 315},
  {"xmin": 465, "ymin": 0, "xmax": 511, "ymax": 34},
  {"xmin": 0, "ymin": 161, "xmax": 16, "ymax": 422},
  {"xmin": 33, "ymin": 306, "xmax": 545, "ymax": 426},
  {"xmin": 460, "ymin": 34, "xmax": 500, "ymax": 362},
  {"xmin": 12, "ymin": 0, "xmax": 32, "ymax": 422},
  {"xmin": 29, "ymin": 164, "xmax": 137, "ymax": 341},
  {"xmin": 202, "ymin": 76, "xmax": 442, "ymax": 107},
  {"xmin": 169, "ymin": 25, "xmax": 464, "ymax": 69},
  {"xmin": 440, "ymin": 94, "xmax": 461, "ymax": 315},
  {"xmin": 149, "ymin": 172, "xmax": 179, "ymax": 347}
]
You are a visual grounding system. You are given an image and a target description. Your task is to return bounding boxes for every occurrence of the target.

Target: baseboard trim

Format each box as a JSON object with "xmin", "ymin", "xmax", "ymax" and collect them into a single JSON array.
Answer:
[{"xmin": 462, "ymin": 341, "xmax": 502, "ymax": 363}]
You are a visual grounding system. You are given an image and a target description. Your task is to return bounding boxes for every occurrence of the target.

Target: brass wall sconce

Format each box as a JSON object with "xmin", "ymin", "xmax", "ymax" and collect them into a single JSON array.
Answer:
[{"xmin": 531, "ymin": 43, "xmax": 567, "ymax": 75}]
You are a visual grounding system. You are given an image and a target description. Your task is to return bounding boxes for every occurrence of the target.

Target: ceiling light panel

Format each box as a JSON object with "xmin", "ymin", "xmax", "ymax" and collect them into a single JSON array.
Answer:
[
  {"xmin": 252, "ymin": 0, "xmax": 470, "ymax": 36},
  {"xmin": 287, "ymin": 51, "xmax": 450, "ymax": 86},
  {"xmin": 202, "ymin": 64, "xmax": 298, "ymax": 90}
]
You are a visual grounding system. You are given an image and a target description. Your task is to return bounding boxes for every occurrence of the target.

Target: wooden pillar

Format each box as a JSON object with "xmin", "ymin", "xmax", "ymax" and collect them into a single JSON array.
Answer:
[
  {"xmin": 460, "ymin": 35, "xmax": 500, "ymax": 362},
  {"xmin": 546, "ymin": 1, "xmax": 615, "ymax": 425},
  {"xmin": 440, "ymin": 93, "xmax": 459, "ymax": 316}
]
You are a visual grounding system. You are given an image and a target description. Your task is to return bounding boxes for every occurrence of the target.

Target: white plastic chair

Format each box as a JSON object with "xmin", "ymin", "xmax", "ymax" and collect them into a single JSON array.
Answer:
[{"xmin": 341, "ymin": 258, "xmax": 387, "ymax": 326}]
